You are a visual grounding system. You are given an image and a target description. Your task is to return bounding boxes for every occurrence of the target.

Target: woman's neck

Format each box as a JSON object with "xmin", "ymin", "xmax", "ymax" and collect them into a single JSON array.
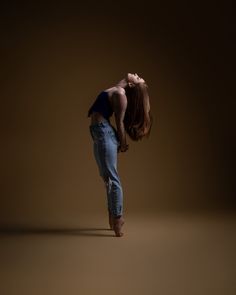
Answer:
[{"xmin": 115, "ymin": 78, "xmax": 128, "ymax": 89}]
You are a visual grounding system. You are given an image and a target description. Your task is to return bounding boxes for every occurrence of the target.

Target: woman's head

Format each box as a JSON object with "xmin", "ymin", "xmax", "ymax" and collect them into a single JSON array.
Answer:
[
  {"xmin": 124, "ymin": 73, "xmax": 153, "ymax": 141},
  {"xmin": 126, "ymin": 73, "xmax": 145, "ymax": 86}
]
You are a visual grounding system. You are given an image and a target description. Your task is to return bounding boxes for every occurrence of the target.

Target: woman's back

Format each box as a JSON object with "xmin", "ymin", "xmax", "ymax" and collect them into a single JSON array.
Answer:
[{"xmin": 87, "ymin": 91, "xmax": 113, "ymax": 120}]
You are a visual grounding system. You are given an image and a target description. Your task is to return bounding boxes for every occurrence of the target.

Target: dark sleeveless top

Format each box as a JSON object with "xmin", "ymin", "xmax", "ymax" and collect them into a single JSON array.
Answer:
[{"xmin": 87, "ymin": 91, "xmax": 113, "ymax": 120}]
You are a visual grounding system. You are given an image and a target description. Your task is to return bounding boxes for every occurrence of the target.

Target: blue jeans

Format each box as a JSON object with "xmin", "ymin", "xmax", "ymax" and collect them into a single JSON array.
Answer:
[{"xmin": 89, "ymin": 119, "xmax": 123, "ymax": 217}]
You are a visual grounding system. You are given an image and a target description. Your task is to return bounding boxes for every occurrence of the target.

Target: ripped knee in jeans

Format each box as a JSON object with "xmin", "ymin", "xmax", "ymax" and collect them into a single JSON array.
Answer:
[{"xmin": 103, "ymin": 176, "xmax": 112, "ymax": 194}]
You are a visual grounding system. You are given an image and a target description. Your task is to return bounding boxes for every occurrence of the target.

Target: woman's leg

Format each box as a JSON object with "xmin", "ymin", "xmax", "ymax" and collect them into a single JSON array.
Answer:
[
  {"xmin": 97, "ymin": 128, "xmax": 125, "ymax": 236},
  {"xmin": 96, "ymin": 133, "xmax": 123, "ymax": 218},
  {"xmin": 90, "ymin": 124, "xmax": 115, "ymax": 216},
  {"xmin": 90, "ymin": 122, "xmax": 124, "ymax": 236}
]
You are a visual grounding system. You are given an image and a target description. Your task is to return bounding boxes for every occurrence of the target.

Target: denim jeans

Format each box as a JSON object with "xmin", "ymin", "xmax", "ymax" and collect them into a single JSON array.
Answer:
[{"xmin": 89, "ymin": 119, "xmax": 123, "ymax": 217}]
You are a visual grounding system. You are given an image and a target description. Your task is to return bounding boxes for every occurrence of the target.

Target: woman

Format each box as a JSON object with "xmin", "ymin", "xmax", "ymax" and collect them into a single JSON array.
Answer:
[{"xmin": 88, "ymin": 73, "xmax": 152, "ymax": 237}]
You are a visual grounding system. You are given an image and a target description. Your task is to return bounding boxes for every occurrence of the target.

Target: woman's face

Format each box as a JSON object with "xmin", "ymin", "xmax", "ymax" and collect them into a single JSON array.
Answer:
[{"xmin": 127, "ymin": 73, "xmax": 145, "ymax": 84}]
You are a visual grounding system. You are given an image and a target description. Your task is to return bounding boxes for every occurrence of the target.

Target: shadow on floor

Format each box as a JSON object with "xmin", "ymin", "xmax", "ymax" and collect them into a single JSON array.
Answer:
[{"xmin": 0, "ymin": 227, "xmax": 115, "ymax": 237}]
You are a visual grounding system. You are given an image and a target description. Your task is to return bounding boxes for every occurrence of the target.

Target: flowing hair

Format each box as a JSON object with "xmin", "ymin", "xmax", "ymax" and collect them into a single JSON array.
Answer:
[{"xmin": 124, "ymin": 82, "xmax": 153, "ymax": 141}]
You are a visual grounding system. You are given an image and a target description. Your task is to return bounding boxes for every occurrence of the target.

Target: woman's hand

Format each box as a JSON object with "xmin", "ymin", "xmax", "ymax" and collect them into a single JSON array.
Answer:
[{"xmin": 118, "ymin": 143, "xmax": 129, "ymax": 153}]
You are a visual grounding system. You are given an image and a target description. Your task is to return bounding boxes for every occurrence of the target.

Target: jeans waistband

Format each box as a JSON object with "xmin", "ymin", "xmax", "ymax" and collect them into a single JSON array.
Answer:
[{"xmin": 90, "ymin": 118, "xmax": 110, "ymax": 128}]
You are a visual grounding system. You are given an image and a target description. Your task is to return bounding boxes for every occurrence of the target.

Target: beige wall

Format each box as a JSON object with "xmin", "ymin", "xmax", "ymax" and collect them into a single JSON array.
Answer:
[{"xmin": 1, "ymin": 2, "xmax": 235, "ymax": 227}]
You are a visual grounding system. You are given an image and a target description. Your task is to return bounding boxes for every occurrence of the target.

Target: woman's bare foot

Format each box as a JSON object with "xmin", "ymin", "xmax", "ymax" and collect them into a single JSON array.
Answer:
[{"xmin": 113, "ymin": 216, "xmax": 125, "ymax": 237}]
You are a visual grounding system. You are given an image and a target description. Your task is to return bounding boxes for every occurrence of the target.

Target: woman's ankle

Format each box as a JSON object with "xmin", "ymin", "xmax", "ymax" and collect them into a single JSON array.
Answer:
[{"xmin": 114, "ymin": 215, "xmax": 122, "ymax": 219}]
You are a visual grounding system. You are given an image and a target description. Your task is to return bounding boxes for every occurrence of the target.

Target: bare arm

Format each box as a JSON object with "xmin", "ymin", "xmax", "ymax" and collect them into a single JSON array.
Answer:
[{"xmin": 112, "ymin": 90, "xmax": 129, "ymax": 152}]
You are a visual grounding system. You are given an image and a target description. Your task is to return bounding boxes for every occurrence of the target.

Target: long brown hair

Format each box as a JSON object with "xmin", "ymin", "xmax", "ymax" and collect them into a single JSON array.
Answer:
[{"xmin": 124, "ymin": 82, "xmax": 153, "ymax": 141}]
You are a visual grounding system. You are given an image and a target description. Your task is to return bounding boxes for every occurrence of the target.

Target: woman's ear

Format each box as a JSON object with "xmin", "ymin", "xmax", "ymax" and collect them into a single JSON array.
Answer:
[{"xmin": 128, "ymin": 82, "xmax": 135, "ymax": 88}]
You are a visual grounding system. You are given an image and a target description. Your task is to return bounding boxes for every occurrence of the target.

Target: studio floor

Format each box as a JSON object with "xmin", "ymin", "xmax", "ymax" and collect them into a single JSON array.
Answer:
[{"xmin": 0, "ymin": 211, "xmax": 235, "ymax": 295}]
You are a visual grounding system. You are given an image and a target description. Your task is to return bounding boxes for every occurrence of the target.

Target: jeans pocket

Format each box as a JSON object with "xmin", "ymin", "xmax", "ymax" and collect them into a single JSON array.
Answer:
[{"xmin": 90, "ymin": 127, "xmax": 104, "ymax": 142}]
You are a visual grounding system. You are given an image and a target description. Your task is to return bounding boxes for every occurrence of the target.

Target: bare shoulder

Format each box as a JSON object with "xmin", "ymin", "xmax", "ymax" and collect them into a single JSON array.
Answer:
[
  {"xmin": 114, "ymin": 86, "xmax": 126, "ymax": 96},
  {"xmin": 111, "ymin": 86, "xmax": 127, "ymax": 101},
  {"xmin": 106, "ymin": 86, "xmax": 126, "ymax": 99},
  {"xmin": 113, "ymin": 88, "xmax": 127, "ymax": 103}
]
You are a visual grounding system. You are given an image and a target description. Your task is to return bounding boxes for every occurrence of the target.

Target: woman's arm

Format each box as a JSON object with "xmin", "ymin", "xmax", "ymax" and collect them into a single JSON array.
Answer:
[{"xmin": 112, "ymin": 89, "xmax": 129, "ymax": 152}]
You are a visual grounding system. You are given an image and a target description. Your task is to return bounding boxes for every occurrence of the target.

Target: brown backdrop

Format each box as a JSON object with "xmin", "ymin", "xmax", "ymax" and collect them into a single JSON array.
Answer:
[{"xmin": 1, "ymin": 1, "xmax": 235, "ymax": 227}]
